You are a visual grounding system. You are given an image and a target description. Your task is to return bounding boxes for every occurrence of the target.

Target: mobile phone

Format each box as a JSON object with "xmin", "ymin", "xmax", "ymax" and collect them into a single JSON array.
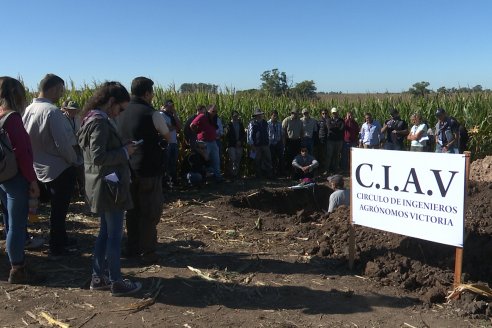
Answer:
[{"xmin": 132, "ymin": 139, "xmax": 144, "ymax": 145}]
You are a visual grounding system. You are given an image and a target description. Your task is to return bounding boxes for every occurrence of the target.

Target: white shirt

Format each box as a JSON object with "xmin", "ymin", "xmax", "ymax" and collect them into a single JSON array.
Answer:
[
  {"xmin": 410, "ymin": 123, "xmax": 428, "ymax": 147},
  {"xmin": 159, "ymin": 111, "xmax": 177, "ymax": 143}
]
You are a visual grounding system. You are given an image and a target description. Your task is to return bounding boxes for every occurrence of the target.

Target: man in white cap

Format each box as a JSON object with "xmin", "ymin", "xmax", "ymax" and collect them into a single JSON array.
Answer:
[
  {"xmin": 326, "ymin": 107, "xmax": 344, "ymax": 174},
  {"xmin": 247, "ymin": 108, "xmax": 272, "ymax": 178}
]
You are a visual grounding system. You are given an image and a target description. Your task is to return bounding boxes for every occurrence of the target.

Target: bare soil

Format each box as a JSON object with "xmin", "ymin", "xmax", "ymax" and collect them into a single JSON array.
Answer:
[{"xmin": 1, "ymin": 156, "xmax": 492, "ymax": 327}]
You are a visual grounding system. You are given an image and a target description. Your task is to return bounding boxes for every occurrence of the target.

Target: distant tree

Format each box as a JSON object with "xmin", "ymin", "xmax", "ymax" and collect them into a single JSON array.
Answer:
[
  {"xmin": 260, "ymin": 69, "xmax": 289, "ymax": 96},
  {"xmin": 408, "ymin": 81, "xmax": 431, "ymax": 97},
  {"xmin": 458, "ymin": 86, "xmax": 471, "ymax": 93},
  {"xmin": 472, "ymin": 85, "xmax": 483, "ymax": 92},
  {"xmin": 180, "ymin": 83, "xmax": 218, "ymax": 93},
  {"xmin": 437, "ymin": 86, "xmax": 448, "ymax": 94},
  {"xmin": 291, "ymin": 80, "xmax": 317, "ymax": 98}
]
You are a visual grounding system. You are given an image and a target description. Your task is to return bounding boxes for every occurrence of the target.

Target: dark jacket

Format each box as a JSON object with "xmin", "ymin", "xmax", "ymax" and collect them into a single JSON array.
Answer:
[
  {"xmin": 318, "ymin": 118, "xmax": 329, "ymax": 144},
  {"xmin": 117, "ymin": 97, "xmax": 165, "ymax": 177},
  {"xmin": 327, "ymin": 117, "xmax": 344, "ymax": 142},
  {"xmin": 248, "ymin": 119, "xmax": 269, "ymax": 147},
  {"xmin": 226, "ymin": 120, "xmax": 246, "ymax": 148},
  {"xmin": 78, "ymin": 110, "xmax": 132, "ymax": 213}
]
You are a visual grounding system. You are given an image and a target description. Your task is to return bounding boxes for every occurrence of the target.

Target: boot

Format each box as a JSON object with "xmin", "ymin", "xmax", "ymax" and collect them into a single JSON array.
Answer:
[{"xmin": 8, "ymin": 265, "xmax": 45, "ymax": 284}]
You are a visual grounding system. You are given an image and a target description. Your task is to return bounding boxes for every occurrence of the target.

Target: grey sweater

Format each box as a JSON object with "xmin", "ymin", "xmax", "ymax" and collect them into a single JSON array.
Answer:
[{"xmin": 23, "ymin": 98, "xmax": 80, "ymax": 182}]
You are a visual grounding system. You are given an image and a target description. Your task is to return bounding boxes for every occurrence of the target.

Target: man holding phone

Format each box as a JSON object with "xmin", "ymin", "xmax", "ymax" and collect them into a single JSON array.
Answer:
[{"xmin": 117, "ymin": 77, "xmax": 171, "ymax": 265}]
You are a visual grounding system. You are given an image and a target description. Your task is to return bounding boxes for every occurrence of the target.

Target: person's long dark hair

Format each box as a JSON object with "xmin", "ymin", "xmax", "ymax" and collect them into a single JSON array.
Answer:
[
  {"xmin": 81, "ymin": 81, "xmax": 130, "ymax": 118},
  {"xmin": 0, "ymin": 76, "xmax": 26, "ymax": 113}
]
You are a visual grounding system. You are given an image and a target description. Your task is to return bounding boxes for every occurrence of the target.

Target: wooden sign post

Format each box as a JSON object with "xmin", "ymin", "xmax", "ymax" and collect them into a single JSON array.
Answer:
[{"xmin": 454, "ymin": 151, "xmax": 471, "ymax": 287}]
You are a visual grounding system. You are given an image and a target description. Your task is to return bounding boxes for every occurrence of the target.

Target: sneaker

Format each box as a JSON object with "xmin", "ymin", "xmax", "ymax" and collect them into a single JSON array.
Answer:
[
  {"xmin": 8, "ymin": 266, "xmax": 45, "ymax": 284},
  {"xmin": 111, "ymin": 279, "xmax": 142, "ymax": 297},
  {"xmin": 25, "ymin": 236, "xmax": 45, "ymax": 250},
  {"xmin": 140, "ymin": 252, "xmax": 160, "ymax": 265},
  {"xmin": 90, "ymin": 275, "xmax": 111, "ymax": 291}
]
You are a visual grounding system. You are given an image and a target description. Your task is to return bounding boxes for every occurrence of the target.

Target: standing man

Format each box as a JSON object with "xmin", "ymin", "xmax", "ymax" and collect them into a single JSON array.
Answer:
[
  {"xmin": 359, "ymin": 112, "xmax": 383, "ymax": 149},
  {"xmin": 118, "ymin": 77, "xmax": 171, "ymax": 264},
  {"xmin": 326, "ymin": 108, "xmax": 344, "ymax": 174},
  {"xmin": 225, "ymin": 110, "xmax": 245, "ymax": 178},
  {"xmin": 247, "ymin": 108, "xmax": 272, "ymax": 178},
  {"xmin": 341, "ymin": 111, "xmax": 359, "ymax": 172},
  {"xmin": 282, "ymin": 108, "xmax": 303, "ymax": 176},
  {"xmin": 160, "ymin": 100, "xmax": 182, "ymax": 186},
  {"xmin": 190, "ymin": 104, "xmax": 223, "ymax": 181},
  {"xmin": 434, "ymin": 108, "xmax": 459, "ymax": 153},
  {"xmin": 317, "ymin": 109, "xmax": 330, "ymax": 173},
  {"xmin": 267, "ymin": 110, "xmax": 283, "ymax": 177},
  {"xmin": 300, "ymin": 108, "xmax": 318, "ymax": 156},
  {"xmin": 61, "ymin": 100, "xmax": 85, "ymax": 199},
  {"xmin": 381, "ymin": 109, "xmax": 408, "ymax": 150},
  {"xmin": 23, "ymin": 74, "xmax": 80, "ymax": 257},
  {"xmin": 184, "ymin": 105, "xmax": 206, "ymax": 151}
]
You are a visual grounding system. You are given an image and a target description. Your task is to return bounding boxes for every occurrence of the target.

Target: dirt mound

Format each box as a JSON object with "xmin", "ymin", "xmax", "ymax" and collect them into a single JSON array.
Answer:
[
  {"xmin": 226, "ymin": 177, "xmax": 492, "ymax": 317},
  {"xmin": 470, "ymin": 155, "xmax": 492, "ymax": 183}
]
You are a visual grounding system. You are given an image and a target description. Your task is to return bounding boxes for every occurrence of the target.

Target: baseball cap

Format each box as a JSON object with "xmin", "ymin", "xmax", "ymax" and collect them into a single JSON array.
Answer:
[
  {"xmin": 327, "ymin": 174, "xmax": 343, "ymax": 185},
  {"xmin": 63, "ymin": 100, "xmax": 79, "ymax": 110},
  {"xmin": 301, "ymin": 108, "xmax": 309, "ymax": 114},
  {"xmin": 435, "ymin": 108, "xmax": 446, "ymax": 116},
  {"xmin": 331, "ymin": 107, "xmax": 338, "ymax": 113}
]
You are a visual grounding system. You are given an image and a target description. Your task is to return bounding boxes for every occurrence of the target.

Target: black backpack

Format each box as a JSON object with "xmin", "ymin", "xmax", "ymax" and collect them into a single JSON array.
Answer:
[{"xmin": 0, "ymin": 112, "xmax": 19, "ymax": 183}]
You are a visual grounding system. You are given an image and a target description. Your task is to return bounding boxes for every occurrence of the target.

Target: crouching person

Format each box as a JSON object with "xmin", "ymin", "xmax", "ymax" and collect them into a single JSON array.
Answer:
[
  {"xmin": 183, "ymin": 141, "xmax": 212, "ymax": 187},
  {"xmin": 78, "ymin": 82, "xmax": 142, "ymax": 296},
  {"xmin": 291, "ymin": 146, "xmax": 319, "ymax": 180}
]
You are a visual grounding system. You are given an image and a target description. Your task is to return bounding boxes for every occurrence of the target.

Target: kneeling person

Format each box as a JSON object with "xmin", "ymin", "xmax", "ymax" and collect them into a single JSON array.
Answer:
[
  {"xmin": 327, "ymin": 175, "xmax": 350, "ymax": 213},
  {"xmin": 292, "ymin": 147, "xmax": 319, "ymax": 180}
]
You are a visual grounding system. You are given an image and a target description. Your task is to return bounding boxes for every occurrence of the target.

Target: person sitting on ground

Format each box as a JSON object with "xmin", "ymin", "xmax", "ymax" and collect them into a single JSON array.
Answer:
[
  {"xmin": 291, "ymin": 146, "xmax": 319, "ymax": 180},
  {"xmin": 182, "ymin": 141, "xmax": 212, "ymax": 187},
  {"xmin": 327, "ymin": 175, "xmax": 350, "ymax": 213}
]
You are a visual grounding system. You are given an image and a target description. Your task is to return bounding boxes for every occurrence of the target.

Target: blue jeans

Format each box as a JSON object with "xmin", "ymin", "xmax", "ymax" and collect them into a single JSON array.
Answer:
[
  {"xmin": 166, "ymin": 143, "xmax": 179, "ymax": 182},
  {"xmin": 93, "ymin": 210, "xmax": 124, "ymax": 282},
  {"xmin": 206, "ymin": 141, "xmax": 222, "ymax": 179},
  {"xmin": 0, "ymin": 174, "xmax": 29, "ymax": 265},
  {"xmin": 435, "ymin": 144, "xmax": 458, "ymax": 154}
]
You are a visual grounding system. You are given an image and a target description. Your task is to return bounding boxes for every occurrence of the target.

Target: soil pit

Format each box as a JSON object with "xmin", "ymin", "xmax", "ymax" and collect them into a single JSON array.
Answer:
[{"xmin": 228, "ymin": 184, "xmax": 333, "ymax": 216}]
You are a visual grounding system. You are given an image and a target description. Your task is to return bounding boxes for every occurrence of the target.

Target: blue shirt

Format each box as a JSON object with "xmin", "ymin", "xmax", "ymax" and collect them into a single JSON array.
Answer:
[
  {"xmin": 360, "ymin": 120, "xmax": 382, "ymax": 146},
  {"xmin": 267, "ymin": 119, "xmax": 282, "ymax": 145}
]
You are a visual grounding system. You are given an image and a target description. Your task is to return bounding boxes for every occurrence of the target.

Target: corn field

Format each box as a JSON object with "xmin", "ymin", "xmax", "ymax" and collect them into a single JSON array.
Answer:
[{"xmin": 27, "ymin": 82, "xmax": 492, "ymax": 160}]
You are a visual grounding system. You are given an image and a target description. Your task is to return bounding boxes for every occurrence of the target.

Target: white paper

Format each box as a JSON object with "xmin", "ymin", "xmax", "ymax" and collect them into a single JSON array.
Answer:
[{"xmin": 104, "ymin": 172, "xmax": 119, "ymax": 183}]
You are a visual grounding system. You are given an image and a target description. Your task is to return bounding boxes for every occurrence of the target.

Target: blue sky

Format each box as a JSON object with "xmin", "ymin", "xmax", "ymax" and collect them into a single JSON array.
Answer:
[{"xmin": 2, "ymin": 0, "xmax": 491, "ymax": 93}]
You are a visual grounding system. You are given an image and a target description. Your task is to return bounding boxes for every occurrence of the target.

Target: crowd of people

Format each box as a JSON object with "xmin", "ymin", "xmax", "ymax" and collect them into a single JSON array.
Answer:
[{"xmin": 0, "ymin": 74, "xmax": 469, "ymax": 297}]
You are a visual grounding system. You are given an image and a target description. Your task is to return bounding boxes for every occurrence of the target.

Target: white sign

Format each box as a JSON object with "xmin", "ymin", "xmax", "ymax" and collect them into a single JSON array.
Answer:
[{"xmin": 351, "ymin": 148, "xmax": 466, "ymax": 247}]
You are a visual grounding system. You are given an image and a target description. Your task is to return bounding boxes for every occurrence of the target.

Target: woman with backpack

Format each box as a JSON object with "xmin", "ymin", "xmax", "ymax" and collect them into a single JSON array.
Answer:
[{"xmin": 0, "ymin": 76, "xmax": 41, "ymax": 284}]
